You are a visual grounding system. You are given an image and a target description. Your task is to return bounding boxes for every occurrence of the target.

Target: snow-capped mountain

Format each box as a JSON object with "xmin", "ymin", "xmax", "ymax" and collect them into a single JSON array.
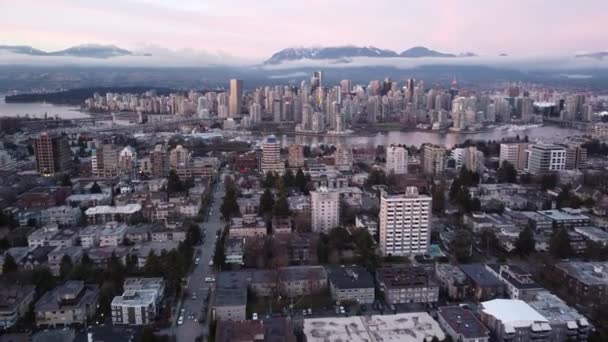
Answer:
[
  {"xmin": 264, "ymin": 45, "xmax": 475, "ymax": 64},
  {"xmin": 0, "ymin": 44, "xmax": 136, "ymax": 59},
  {"xmin": 576, "ymin": 51, "xmax": 608, "ymax": 60},
  {"xmin": 264, "ymin": 46, "xmax": 399, "ymax": 64}
]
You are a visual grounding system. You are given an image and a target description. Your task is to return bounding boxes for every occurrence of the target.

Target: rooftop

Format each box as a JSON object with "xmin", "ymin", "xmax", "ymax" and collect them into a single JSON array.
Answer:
[
  {"xmin": 328, "ymin": 266, "xmax": 375, "ymax": 290},
  {"xmin": 378, "ymin": 266, "xmax": 437, "ymax": 288},
  {"xmin": 527, "ymin": 291, "xmax": 590, "ymax": 327},
  {"xmin": 574, "ymin": 226, "xmax": 608, "ymax": 241},
  {"xmin": 85, "ymin": 204, "xmax": 142, "ymax": 215},
  {"xmin": 486, "ymin": 264, "xmax": 542, "ymax": 290},
  {"xmin": 303, "ymin": 313, "xmax": 445, "ymax": 342},
  {"xmin": 0, "ymin": 285, "xmax": 35, "ymax": 313},
  {"xmin": 556, "ymin": 261, "xmax": 608, "ymax": 286},
  {"xmin": 112, "ymin": 290, "xmax": 155, "ymax": 306},
  {"xmin": 459, "ymin": 264, "xmax": 503, "ymax": 287},
  {"xmin": 537, "ymin": 209, "xmax": 589, "ymax": 222},
  {"xmin": 437, "ymin": 306, "xmax": 489, "ymax": 339},
  {"xmin": 481, "ymin": 299, "xmax": 548, "ymax": 330}
]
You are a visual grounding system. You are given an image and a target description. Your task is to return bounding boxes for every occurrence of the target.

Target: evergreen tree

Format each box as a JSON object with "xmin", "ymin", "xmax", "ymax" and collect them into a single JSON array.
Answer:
[
  {"xmin": 550, "ymin": 227, "xmax": 574, "ymax": 259},
  {"xmin": 282, "ymin": 169, "xmax": 295, "ymax": 188},
  {"xmin": 186, "ymin": 224, "xmax": 202, "ymax": 246},
  {"xmin": 263, "ymin": 171, "xmax": 277, "ymax": 188},
  {"xmin": 497, "ymin": 160, "xmax": 518, "ymax": 183},
  {"xmin": 59, "ymin": 255, "xmax": 73, "ymax": 279},
  {"xmin": 144, "ymin": 251, "xmax": 162, "ymax": 276},
  {"xmin": 515, "ymin": 225, "xmax": 536, "ymax": 255},
  {"xmin": 431, "ymin": 182, "xmax": 446, "ymax": 215},
  {"xmin": 60, "ymin": 174, "xmax": 72, "ymax": 187},
  {"xmin": 273, "ymin": 190, "xmax": 290, "ymax": 217},
  {"xmin": 259, "ymin": 188, "xmax": 275, "ymax": 216},
  {"xmin": 295, "ymin": 168, "xmax": 307, "ymax": 193},
  {"xmin": 167, "ymin": 170, "xmax": 184, "ymax": 193},
  {"xmin": 220, "ymin": 185, "xmax": 240, "ymax": 219},
  {"xmin": 90, "ymin": 181, "xmax": 102, "ymax": 194},
  {"xmin": 2, "ymin": 253, "xmax": 18, "ymax": 274},
  {"xmin": 451, "ymin": 228, "xmax": 473, "ymax": 262}
]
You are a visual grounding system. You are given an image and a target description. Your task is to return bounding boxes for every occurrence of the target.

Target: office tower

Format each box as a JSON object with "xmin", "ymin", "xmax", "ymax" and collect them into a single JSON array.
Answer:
[
  {"xmin": 406, "ymin": 78, "xmax": 415, "ymax": 101},
  {"xmin": 229, "ymin": 79, "xmax": 243, "ymax": 117},
  {"xmin": 311, "ymin": 112, "xmax": 325, "ymax": 133},
  {"xmin": 422, "ymin": 144, "xmax": 447, "ymax": 175},
  {"xmin": 288, "ymin": 144, "xmax": 305, "ymax": 168},
  {"xmin": 249, "ymin": 103, "xmax": 262, "ymax": 124},
  {"xmin": 311, "ymin": 71, "xmax": 323, "ymax": 89},
  {"xmin": 565, "ymin": 144, "xmax": 588, "ymax": 170},
  {"xmin": 272, "ymin": 99, "xmax": 282, "ymax": 122},
  {"xmin": 340, "ymin": 79, "xmax": 351, "ymax": 93},
  {"xmin": 149, "ymin": 144, "xmax": 168, "ymax": 178},
  {"xmin": 379, "ymin": 187, "xmax": 432, "ymax": 256},
  {"xmin": 521, "ymin": 97, "xmax": 534, "ymax": 122},
  {"xmin": 260, "ymin": 135, "xmax": 285, "ymax": 175},
  {"xmin": 169, "ymin": 145, "xmax": 190, "ymax": 170},
  {"xmin": 386, "ymin": 145, "xmax": 408, "ymax": 175},
  {"xmin": 91, "ymin": 143, "xmax": 119, "ymax": 178},
  {"xmin": 499, "ymin": 143, "xmax": 529, "ymax": 171},
  {"xmin": 527, "ymin": 143, "xmax": 566, "ymax": 174},
  {"xmin": 310, "ymin": 187, "xmax": 340, "ymax": 232},
  {"xmin": 33, "ymin": 132, "xmax": 71, "ymax": 177},
  {"xmin": 118, "ymin": 146, "xmax": 137, "ymax": 178},
  {"xmin": 334, "ymin": 145, "xmax": 353, "ymax": 171}
]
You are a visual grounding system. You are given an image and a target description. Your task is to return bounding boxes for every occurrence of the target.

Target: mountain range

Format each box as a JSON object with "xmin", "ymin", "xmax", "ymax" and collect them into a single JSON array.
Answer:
[
  {"xmin": 0, "ymin": 44, "xmax": 138, "ymax": 59},
  {"xmin": 263, "ymin": 46, "xmax": 477, "ymax": 64}
]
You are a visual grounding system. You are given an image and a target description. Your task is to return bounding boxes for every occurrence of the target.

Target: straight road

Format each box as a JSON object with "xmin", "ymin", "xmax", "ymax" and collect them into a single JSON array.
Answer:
[{"xmin": 174, "ymin": 177, "xmax": 225, "ymax": 342}]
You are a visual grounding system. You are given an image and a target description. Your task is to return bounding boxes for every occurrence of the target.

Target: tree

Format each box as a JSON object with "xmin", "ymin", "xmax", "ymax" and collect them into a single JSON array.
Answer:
[
  {"xmin": 259, "ymin": 188, "xmax": 275, "ymax": 217},
  {"xmin": 431, "ymin": 182, "xmax": 446, "ymax": 215},
  {"xmin": 497, "ymin": 160, "xmax": 517, "ymax": 183},
  {"xmin": 2, "ymin": 253, "xmax": 18, "ymax": 274},
  {"xmin": 59, "ymin": 255, "xmax": 73, "ymax": 279},
  {"xmin": 515, "ymin": 226, "xmax": 536, "ymax": 255},
  {"xmin": 451, "ymin": 229, "xmax": 473, "ymax": 262},
  {"xmin": 60, "ymin": 174, "xmax": 72, "ymax": 187},
  {"xmin": 167, "ymin": 170, "xmax": 185, "ymax": 193},
  {"xmin": 550, "ymin": 227, "xmax": 573, "ymax": 259},
  {"xmin": 366, "ymin": 169, "xmax": 387, "ymax": 186},
  {"xmin": 540, "ymin": 173, "xmax": 559, "ymax": 191},
  {"xmin": 273, "ymin": 190, "xmax": 290, "ymax": 217},
  {"xmin": 90, "ymin": 181, "xmax": 102, "ymax": 194},
  {"xmin": 220, "ymin": 185, "xmax": 240, "ymax": 220},
  {"xmin": 30, "ymin": 267, "xmax": 57, "ymax": 297},
  {"xmin": 295, "ymin": 168, "xmax": 307, "ymax": 193},
  {"xmin": 186, "ymin": 224, "xmax": 202, "ymax": 246},
  {"xmin": 282, "ymin": 169, "xmax": 295, "ymax": 188},
  {"xmin": 263, "ymin": 171, "xmax": 277, "ymax": 188},
  {"xmin": 143, "ymin": 251, "xmax": 162, "ymax": 276}
]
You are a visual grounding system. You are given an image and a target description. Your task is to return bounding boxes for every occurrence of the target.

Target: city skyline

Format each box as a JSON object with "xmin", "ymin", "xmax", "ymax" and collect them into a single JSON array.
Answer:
[{"xmin": 1, "ymin": 0, "xmax": 607, "ymax": 61}]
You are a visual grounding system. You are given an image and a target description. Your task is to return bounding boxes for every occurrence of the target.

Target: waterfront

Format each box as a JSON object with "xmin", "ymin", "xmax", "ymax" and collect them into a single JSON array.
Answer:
[
  {"xmin": 273, "ymin": 125, "xmax": 585, "ymax": 148},
  {"xmin": 0, "ymin": 95, "xmax": 89, "ymax": 119}
]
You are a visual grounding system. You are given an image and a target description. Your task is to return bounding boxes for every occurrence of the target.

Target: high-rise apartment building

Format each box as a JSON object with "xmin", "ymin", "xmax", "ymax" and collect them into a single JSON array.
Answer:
[
  {"xmin": 33, "ymin": 133, "xmax": 71, "ymax": 177},
  {"xmin": 452, "ymin": 146, "xmax": 484, "ymax": 172},
  {"xmin": 565, "ymin": 144, "xmax": 588, "ymax": 170},
  {"xmin": 334, "ymin": 146, "xmax": 353, "ymax": 171},
  {"xmin": 422, "ymin": 144, "xmax": 447, "ymax": 175},
  {"xmin": 386, "ymin": 145, "xmax": 408, "ymax": 175},
  {"xmin": 92, "ymin": 143, "xmax": 119, "ymax": 178},
  {"xmin": 527, "ymin": 143, "xmax": 566, "ymax": 174},
  {"xmin": 379, "ymin": 187, "xmax": 432, "ymax": 256},
  {"xmin": 118, "ymin": 146, "xmax": 137, "ymax": 178},
  {"xmin": 229, "ymin": 79, "xmax": 243, "ymax": 117},
  {"xmin": 260, "ymin": 135, "xmax": 285, "ymax": 175},
  {"xmin": 499, "ymin": 143, "xmax": 529, "ymax": 171},
  {"xmin": 169, "ymin": 145, "xmax": 190, "ymax": 170},
  {"xmin": 310, "ymin": 187, "xmax": 340, "ymax": 233},
  {"xmin": 288, "ymin": 144, "xmax": 305, "ymax": 168},
  {"xmin": 149, "ymin": 144, "xmax": 168, "ymax": 178}
]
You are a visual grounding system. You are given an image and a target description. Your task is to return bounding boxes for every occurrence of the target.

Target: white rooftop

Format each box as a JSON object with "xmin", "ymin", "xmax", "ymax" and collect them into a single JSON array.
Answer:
[
  {"xmin": 303, "ymin": 312, "xmax": 445, "ymax": 342},
  {"xmin": 85, "ymin": 204, "xmax": 142, "ymax": 215},
  {"xmin": 481, "ymin": 299, "xmax": 548, "ymax": 330}
]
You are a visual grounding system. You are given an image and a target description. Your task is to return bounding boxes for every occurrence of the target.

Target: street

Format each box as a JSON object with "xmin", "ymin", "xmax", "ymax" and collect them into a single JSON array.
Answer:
[{"xmin": 173, "ymin": 178, "xmax": 225, "ymax": 342}]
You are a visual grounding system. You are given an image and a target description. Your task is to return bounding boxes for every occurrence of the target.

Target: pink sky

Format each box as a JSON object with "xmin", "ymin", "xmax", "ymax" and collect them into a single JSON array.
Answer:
[{"xmin": 1, "ymin": 0, "xmax": 607, "ymax": 59}]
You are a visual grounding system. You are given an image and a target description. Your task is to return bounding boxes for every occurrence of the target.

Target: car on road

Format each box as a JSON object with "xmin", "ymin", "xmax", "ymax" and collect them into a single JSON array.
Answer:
[
  {"xmin": 252, "ymin": 313, "xmax": 258, "ymax": 320},
  {"xmin": 177, "ymin": 316, "xmax": 184, "ymax": 325},
  {"xmin": 204, "ymin": 276, "xmax": 215, "ymax": 283},
  {"xmin": 339, "ymin": 306, "xmax": 346, "ymax": 315},
  {"xmin": 194, "ymin": 257, "xmax": 200, "ymax": 265},
  {"xmin": 307, "ymin": 308, "xmax": 312, "ymax": 315},
  {"xmin": 192, "ymin": 292, "xmax": 197, "ymax": 299},
  {"xmin": 208, "ymin": 260, "xmax": 213, "ymax": 266},
  {"xmin": 302, "ymin": 309, "xmax": 307, "ymax": 316}
]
